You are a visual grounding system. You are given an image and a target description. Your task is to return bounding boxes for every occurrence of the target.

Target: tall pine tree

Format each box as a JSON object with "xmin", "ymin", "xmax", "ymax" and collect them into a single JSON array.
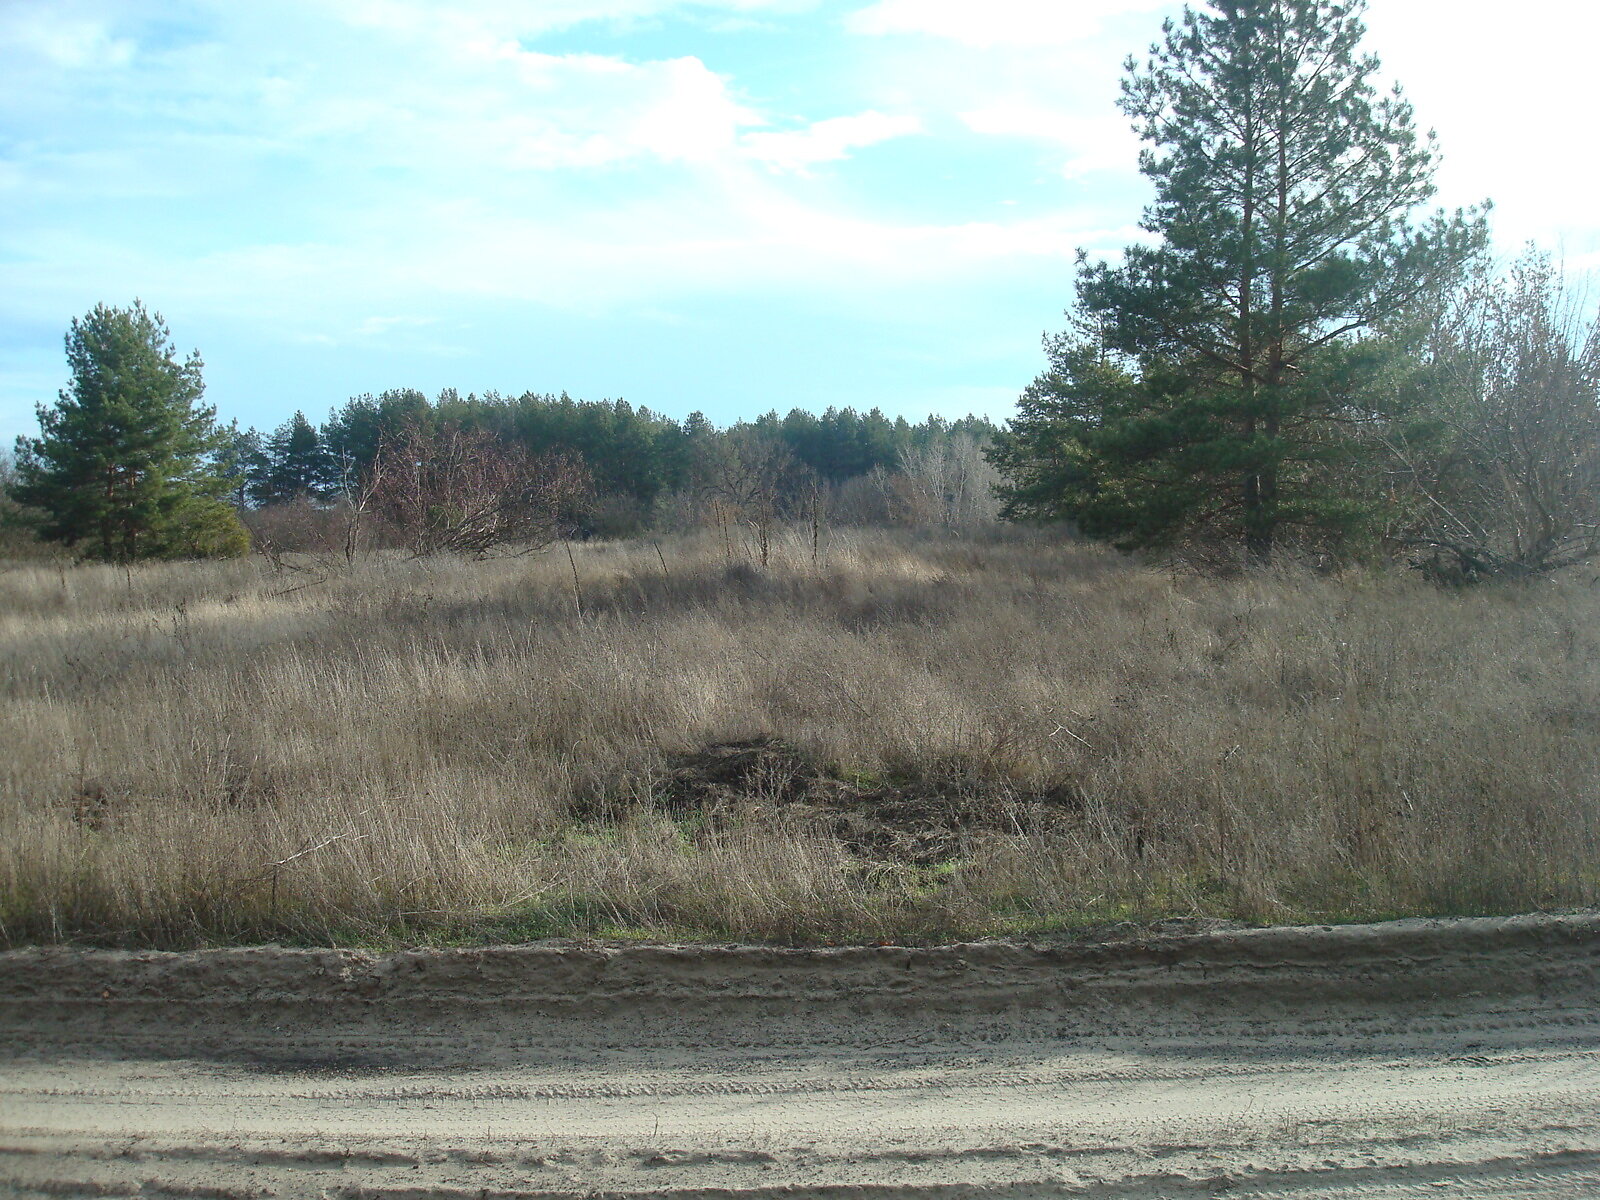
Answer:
[
  {"xmin": 992, "ymin": 0, "xmax": 1486, "ymax": 562},
  {"xmin": 14, "ymin": 302, "xmax": 246, "ymax": 560}
]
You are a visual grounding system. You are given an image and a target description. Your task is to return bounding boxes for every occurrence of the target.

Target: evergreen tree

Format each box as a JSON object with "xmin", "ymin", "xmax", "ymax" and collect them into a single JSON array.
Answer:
[
  {"xmin": 217, "ymin": 421, "xmax": 266, "ymax": 509},
  {"xmin": 322, "ymin": 388, "xmax": 432, "ymax": 481},
  {"xmin": 993, "ymin": 0, "xmax": 1485, "ymax": 562},
  {"xmin": 254, "ymin": 411, "xmax": 333, "ymax": 504},
  {"xmin": 14, "ymin": 302, "xmax": 246, "ymax": 560}
]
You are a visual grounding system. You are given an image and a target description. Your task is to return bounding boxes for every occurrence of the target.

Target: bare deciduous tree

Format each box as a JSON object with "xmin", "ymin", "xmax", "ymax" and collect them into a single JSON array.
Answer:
[
  {"xmin": 694, "ymin": 428, "xmax": 812, "ymax": 566},
  {"xmin": 369, "ymin": 423, "xmax": 591, "ymax": 558},
  {"xmin": 1388, "ymin": 251, "xmax": 1600, "ymax": 580},
  {"xmin": 897, "ymin": 433, "xmax": 1001, "ymax": 530}
]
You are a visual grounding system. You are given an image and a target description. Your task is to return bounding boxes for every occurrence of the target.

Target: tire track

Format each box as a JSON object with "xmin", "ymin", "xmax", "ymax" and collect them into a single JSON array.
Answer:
[{"xmin": 2, "ymin": 914, "xmax": 1598, "ymax": 1198}]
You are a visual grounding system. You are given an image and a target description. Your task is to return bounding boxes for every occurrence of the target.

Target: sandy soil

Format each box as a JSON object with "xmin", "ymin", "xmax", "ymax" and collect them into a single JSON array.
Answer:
[{"xmin": 1, "ymin": 914, "xmax": 1598, "ymax": 1198}]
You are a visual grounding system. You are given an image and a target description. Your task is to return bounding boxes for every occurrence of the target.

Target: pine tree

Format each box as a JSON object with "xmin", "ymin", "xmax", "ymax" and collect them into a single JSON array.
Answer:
[
  {"xmin": 992, "ymin": 0, "xmax": 1486, "ymax": 563},
  {"xmin": 13, "ymin": 302, "xmax": 246, "ymax": 560},
  {"xmin": 322, "ymin": 389, "xmax": 432, "ymax": 482},
  {"xmin": 217, "ymin": 422, "xmax": 267, "ymax": 509},
  {"xmin": 253, "ymin": 411, "xmax": 333, "ymax": 505}
]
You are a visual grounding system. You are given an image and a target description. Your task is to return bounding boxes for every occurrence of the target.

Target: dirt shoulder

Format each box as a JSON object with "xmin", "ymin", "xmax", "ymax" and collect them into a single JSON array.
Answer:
[{"xmin": 2, "ymin": 914, "xmax": 1598, "ymax": 1198}]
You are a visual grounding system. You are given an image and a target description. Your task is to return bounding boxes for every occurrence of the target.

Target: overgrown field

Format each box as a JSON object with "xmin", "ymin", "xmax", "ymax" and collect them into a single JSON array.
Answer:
[{"xmin": 1, "ymin": 530, "xmax": 1596, "ymax": 947}]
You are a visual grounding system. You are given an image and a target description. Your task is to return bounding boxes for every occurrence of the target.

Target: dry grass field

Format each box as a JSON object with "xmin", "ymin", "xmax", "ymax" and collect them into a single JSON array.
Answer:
[{"xmin": 1, "ymin": 529, "xmax": 1596, "ymax": 948}]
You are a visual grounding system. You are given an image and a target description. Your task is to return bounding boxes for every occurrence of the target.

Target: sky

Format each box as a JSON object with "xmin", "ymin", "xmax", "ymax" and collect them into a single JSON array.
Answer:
[{"xmin": 2, "ymin": 0, "xmax": 1596, "ymax": 442}]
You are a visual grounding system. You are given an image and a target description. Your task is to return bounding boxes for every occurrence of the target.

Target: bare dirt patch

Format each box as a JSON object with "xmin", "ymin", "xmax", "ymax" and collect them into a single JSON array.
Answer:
[{"xmin": 633, "ymin": 736, "xmax": 1078, "ymax": 864}]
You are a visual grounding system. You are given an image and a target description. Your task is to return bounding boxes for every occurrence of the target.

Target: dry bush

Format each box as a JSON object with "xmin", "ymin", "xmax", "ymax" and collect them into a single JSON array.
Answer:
[
  {"xmin": 691, "ymin": 429, "xmax": 815, "ymax": 567},
  {"xmin": 242, "ymin": 496, "xmax": 361, "ymax": 557},
  {"xmin": 829, "ymin": 437, "xmax": 1001, "ymax": 532},
  {"xmin": 831, "ymin": 467, "xmax": 916, "ymax": 527},
  {"xmin": 1389, "ymin": 251, "xmax": 1600, "ymax": 580},
  {"xmin": 0, "ymin": 448, "xmax": 55, "ymax": 562},
  {"xmin": 369, "ymin": 423, "xmax": 591, "ymax": 557},
  {"xmin": 0, "ymin": 529, "xmax": 1594, "ymax": 948}
]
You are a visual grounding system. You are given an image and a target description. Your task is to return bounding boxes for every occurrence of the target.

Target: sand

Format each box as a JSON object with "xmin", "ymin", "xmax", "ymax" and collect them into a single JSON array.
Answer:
[{"xmin": 1, "ymin": 913, "xmax": 1598, "ymax": 1197}]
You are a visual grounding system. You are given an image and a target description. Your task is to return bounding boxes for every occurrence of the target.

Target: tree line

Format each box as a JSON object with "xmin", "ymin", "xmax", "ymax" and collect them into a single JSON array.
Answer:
[
  {"xmin": 3, "ymin": 314, "xmax": 1002, "ymax": 562},
  {"xmin": 8, "ymin": 0, "xmax": 1599, "ymax": 580},
  {"xmin": 228, "ymin": 390, "xmax": 993, "ymax": 514},
  {"xmin": 229, "ymin": 391, "xmax": 999, "ymax": 549}
]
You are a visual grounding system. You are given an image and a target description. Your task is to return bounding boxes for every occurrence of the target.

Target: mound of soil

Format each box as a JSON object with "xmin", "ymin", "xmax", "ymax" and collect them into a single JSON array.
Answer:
[{"xmin": 645, "ymin": 737, "xmax": 1076, "ymax": 865}]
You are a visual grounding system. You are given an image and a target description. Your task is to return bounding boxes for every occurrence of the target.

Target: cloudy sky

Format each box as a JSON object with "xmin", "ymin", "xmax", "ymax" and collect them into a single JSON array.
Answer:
[{"xmin": 1, "ymin": 0, "xmax": 1593, "ymax": 441}]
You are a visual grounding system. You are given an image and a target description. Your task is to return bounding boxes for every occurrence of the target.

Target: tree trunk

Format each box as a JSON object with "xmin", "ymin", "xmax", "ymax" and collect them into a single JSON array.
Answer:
[{"xmin": 1244, "ymin": 467, "xmax": 1272, "ymax": 564}]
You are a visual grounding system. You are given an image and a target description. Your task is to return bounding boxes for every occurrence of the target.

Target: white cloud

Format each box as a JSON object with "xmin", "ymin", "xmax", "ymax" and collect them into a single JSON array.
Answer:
[
  {"xmin": 0, "ymin": 6, "xmax": 134, "ymax": 69},
  {"xmin": 744, "ymin": 110, "xmax": 923, "ymax": 172},
  {"xmin": 1357, "ymin": 1, "xmax": 1600, "ymax": 259},
  {"xmin": 0, "ymin": 0, "xmax": 1080, "ymax": 330},
  {"xmin": 241, "ymin": 19, "xmax": 762, "ymax": 172},
  {"xmin": 960, "ymin": 104, "xmax": 1135, "ymax": 176},
  {"xmin": 625, "ymin": 56, "xmax": 756, "ymax": 163},
  {"xmin": 356, "ymin": 315, "xmax": 437, "ymax": 337},
  {"xmin": 846, "ymin": 0, "xmax": 1168, "ymax": 46},
  {"xmin": 408, "ymin": 50, "xmax": 760, "ymax": 171},
  {"xmin": 352, "ymin": 185, "xmax": 1134, "ymax": 313},
  {"xmin": 335, "ymin": 0, "xmax": 814, "ymax": 41}
]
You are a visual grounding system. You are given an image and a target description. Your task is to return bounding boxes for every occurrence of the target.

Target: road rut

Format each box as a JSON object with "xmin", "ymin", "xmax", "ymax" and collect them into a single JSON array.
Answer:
[{"xmin": 2, "ymin": 914, "xmax": 1598, "ymax": 1197}]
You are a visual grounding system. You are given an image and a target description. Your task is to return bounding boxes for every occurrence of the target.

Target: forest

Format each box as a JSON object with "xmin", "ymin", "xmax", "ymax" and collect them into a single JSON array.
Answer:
[{"xmin": 224, "ymin": 391, "xmax": 1002, "ymax": 545}]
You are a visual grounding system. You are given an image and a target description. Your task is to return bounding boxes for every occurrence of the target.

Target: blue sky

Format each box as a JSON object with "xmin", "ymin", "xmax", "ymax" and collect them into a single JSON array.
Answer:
[{"xmin": 3, "ymin": 0, "xmax": 1597, "ymax": 441}]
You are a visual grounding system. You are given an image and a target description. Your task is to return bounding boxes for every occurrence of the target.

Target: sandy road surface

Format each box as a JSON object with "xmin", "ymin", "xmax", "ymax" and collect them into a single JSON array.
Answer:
[{"xmin": 2, "ymin": 915, "xmax": 1598, "ymax": 1198}]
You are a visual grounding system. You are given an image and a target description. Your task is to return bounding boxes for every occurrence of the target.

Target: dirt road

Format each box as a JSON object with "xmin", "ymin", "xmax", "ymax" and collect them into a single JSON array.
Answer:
[{"xmin": 2, "ymin": 915, "xmax": 1598, "ymax": 1198}]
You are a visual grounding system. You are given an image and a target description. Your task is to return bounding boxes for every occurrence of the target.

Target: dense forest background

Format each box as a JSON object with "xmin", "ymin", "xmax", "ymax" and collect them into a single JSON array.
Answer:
[{"xmin": 221, "ymin": 392, "xmax": 1003, "ymax": 552}]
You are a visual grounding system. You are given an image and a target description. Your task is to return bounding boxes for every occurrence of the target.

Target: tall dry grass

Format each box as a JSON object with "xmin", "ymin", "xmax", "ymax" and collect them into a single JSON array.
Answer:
[{"xmin": 0, "ymin": 528, "xmax": 1595, "ymax": 947}]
